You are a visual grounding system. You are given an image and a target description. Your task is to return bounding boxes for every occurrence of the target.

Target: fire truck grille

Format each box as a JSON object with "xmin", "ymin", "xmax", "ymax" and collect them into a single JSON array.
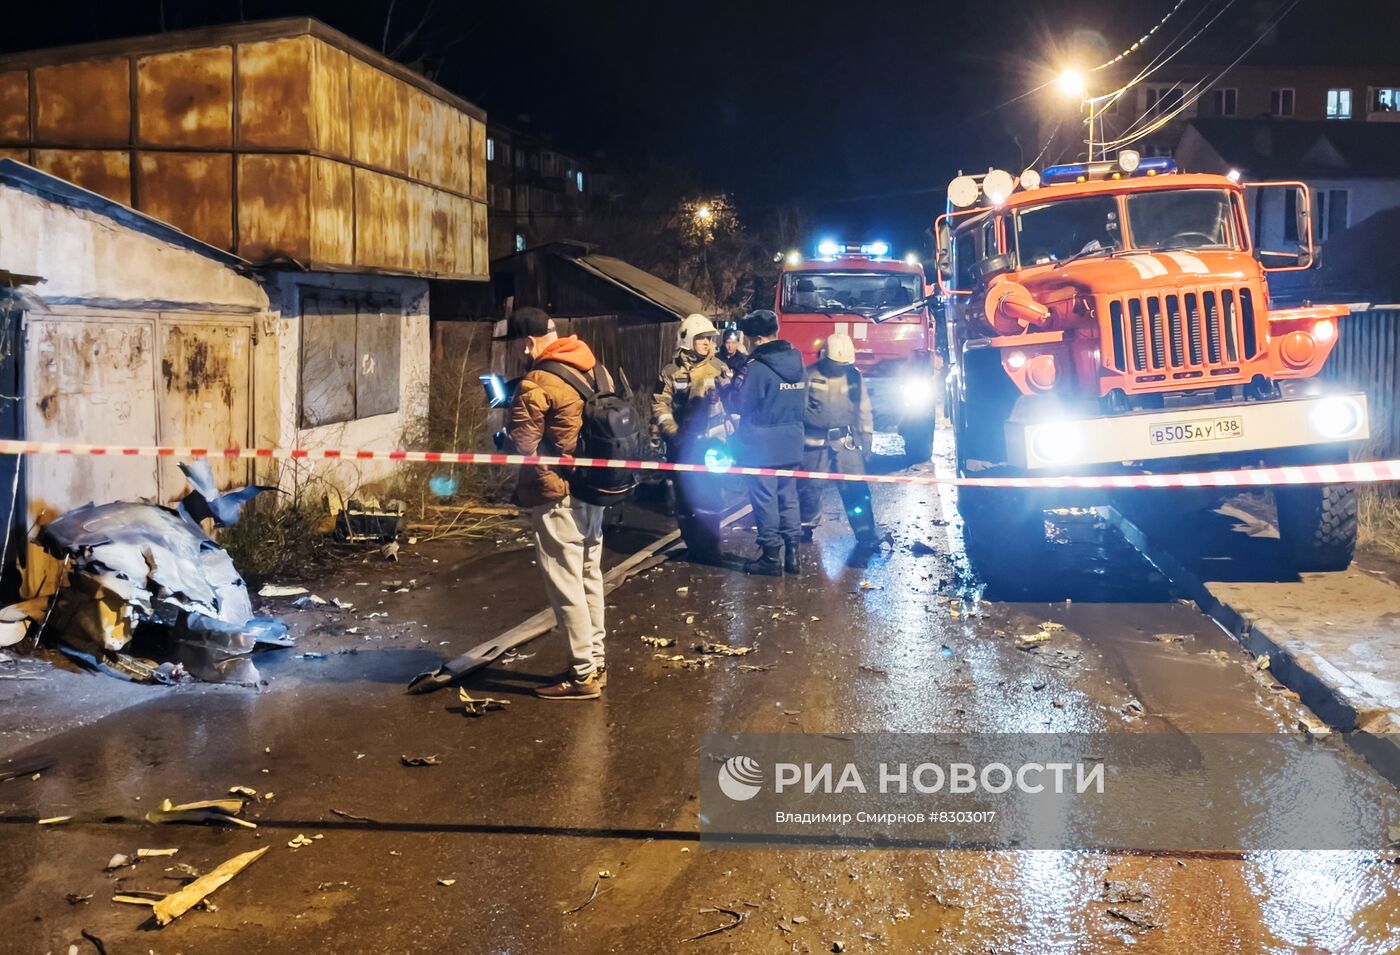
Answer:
[{"xmin": 1107, "ymin": 286, "xmax": 1256, "ymax": 382}]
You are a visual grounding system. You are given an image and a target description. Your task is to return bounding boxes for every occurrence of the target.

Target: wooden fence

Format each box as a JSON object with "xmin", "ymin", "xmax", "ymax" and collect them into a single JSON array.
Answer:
[
  {"xmin": 1322, "ymin": 307, "xmax": 1400, "ymax": 458},
  {"xmin": 429, "ymin": 315, "xmax": 680, "ymax": 452}
]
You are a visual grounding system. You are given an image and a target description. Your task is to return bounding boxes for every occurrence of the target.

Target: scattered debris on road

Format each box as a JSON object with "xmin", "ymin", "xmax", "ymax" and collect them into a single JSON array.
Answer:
[
  {"xmin": 1255, "ymin": 653, "xmax": 1271, "ymax": 671},
  {"xmin": 563, "ymin": 877, "xmax": 603, "ymax": 915},
  {"xmin": 104, "ymin": 853, "xmax": 130, "ymax": 871},
  {"xmin": 641, "ymin": 635, "xmax": 675, "ymax": 648},
  {"xmin": 1106, "ymin": 907, "xmax": 1156, "ymax": 932},
  {"xmin": 696, "ymin": 643, "xmax": 753, "ymax": 656},
  {"xmin": 330, "ymin": 808, "xmax": 376, "ymax": 823},
  {"xmin": 1015, "ymin": 631, "xmax": 1051, "ymax": 650},
  {"xmin": 1103, "ymin": 880, "xmax": 1150, "ymax": 904},
  {"xmin": 683, "ymin": 905, "xmax": 747, "ymax": 942},
  {"xmin": 1298, "ymin": 718, "xmax": 1332, "ymax": 739},
  {"xmin": 458, "ymin": 688, "xmax": 510, "ymax": 716},
  {"xmin": 151, "ymin": 846, "xmax": 268, "ymax": 926},
  {"xmin": 400, "ymin": 755, "xmax": 441, "ymax": 766},
  {"xmin": 288, "ymin": 834, "xmax": 315, "ymax": 848},
  {"xmin": 136, "ymin": 848, "xmax": 179, "ymax": 858},
  {"xmin": 258, "ymin": 584, "xmax": 308, "ymax": 598},
  {"xmin": 145, "ymin": 797, "xmax": 255, "ymax": 829},
  {"xmin": 438, "ymin": 878, "xmax": 456, "ymax": 887}
]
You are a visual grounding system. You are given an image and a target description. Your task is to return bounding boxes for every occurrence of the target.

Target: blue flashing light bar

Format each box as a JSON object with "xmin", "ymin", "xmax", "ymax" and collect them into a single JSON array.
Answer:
[
  {"xmin": 815, "ymin": 239, "xmax": 893, "ymax": 258},
  {"xmin": 1041, "ymin": 157, "xmax": 1178, "ymax": 185}
]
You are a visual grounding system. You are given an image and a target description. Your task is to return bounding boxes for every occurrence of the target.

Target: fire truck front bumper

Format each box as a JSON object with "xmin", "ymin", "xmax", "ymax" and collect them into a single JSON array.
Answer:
[{"xmin": 1006, "ymin": 394, "xmax": 1369, "ymax": 471}]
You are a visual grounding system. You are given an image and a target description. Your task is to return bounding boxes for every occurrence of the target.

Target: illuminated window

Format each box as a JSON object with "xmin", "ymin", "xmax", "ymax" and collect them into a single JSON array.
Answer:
[
  {"xmin": 487, "ymin": 137, "xmax": 495, "ymax": 161},
  {"xmin": 1270, "ymin": 88, "xmax": 1295, "ymax": 117},
  {"xmin": 1327, "ymin": 89, "xmax": 1353, "ymax": 119},
  {"xmin": 576, "ymin": 170, "xmax": 585, "ymax": 192},
  {"xmin": 1371, "ymin": 87, "xmax": 1400, "ymax": 113},
  {"xmin": 515, "ymin": 233, "xmax": 526, "ymax": 252}
]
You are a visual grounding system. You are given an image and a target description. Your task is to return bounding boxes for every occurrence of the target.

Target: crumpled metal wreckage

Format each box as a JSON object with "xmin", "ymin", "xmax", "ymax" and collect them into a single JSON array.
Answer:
[{"xmin": 36, "ymin": 460, "xmax": 290, "ymax": 684}]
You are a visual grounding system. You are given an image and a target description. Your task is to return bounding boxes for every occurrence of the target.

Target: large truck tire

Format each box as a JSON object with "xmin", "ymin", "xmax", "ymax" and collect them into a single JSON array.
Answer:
[
  {"xmin": 957, "ymin": 485, "xmax": 1046, "ymax": 569},
  {"xmin": 1275, "ymin": 483, "xmax": 1357, "ymax": 572},
  {"xmin": 900, "ymin": 416, "xmax": 936, "ymax": 463}
]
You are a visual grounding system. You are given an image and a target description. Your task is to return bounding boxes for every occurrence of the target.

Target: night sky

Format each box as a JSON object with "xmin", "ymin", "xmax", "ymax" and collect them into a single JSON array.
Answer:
[{"xmin": 4, "ymin": 0, "xmax": 1398, "ymax": 252}]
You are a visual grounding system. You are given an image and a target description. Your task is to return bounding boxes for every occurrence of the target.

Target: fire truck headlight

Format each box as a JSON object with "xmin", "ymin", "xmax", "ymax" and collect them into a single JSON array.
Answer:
[
  {"xmin": 948, "ymin": 175, "xmax": 979, "ymax": 208},
  {"xmin": 1030, "ymin": 421, "xmax": 1083, "ymax": 465},
  {"xmin": 899, "ymin": 378, "xmax": 937, "ymax": 408},
  {"xmin": 1312, "ymin": 397, "xmax": 1362, "ymax": 440},
  {"xmin": 983, "ymin": 169, "xmax": 1015, "ymax": 206},
  {"xmin": 1117, "ymin": 150, "xmax": 1141, "ymax": 173},
  {"xmin": 1313, "ymin": 319, "xmax": 1336, "ymax": 343},
  {"xmin": 786, "ymin": 250, "xmax": 803, "ymax": 266},
  {"xmin": 1019, "ymin": 169, "xmax": 1041, "ymax": 191}
]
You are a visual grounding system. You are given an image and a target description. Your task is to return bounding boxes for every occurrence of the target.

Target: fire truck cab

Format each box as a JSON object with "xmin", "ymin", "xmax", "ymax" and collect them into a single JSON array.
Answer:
[
  {"xmin": 775, "ymin": 241, "xmax": 940, "ymax": 460},
  {"xmin": 937, "ymin": 153, "xmax": 1368, "ymax": 570}
]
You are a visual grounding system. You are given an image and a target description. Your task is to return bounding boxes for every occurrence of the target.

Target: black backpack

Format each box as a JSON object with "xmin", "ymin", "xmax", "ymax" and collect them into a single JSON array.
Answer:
[{"xmin": 536, "ymin": 361, "xmax": 641, "ymax": 505}]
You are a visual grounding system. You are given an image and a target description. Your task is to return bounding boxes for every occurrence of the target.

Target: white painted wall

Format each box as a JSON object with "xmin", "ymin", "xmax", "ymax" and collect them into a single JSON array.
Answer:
[
  {"xmin": 0, "ymin": 188, "xmax": 267, "ymax": 312},
  {"xmin": 263, "ymin": 271, "xmax": 430, "ymax": 496},
  {"xmin": 1251, "ymin": 179, "xmax": 1400, "ymax": 252}
]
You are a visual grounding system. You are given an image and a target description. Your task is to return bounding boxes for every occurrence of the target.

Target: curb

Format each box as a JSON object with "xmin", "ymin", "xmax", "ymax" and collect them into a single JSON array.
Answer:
[{"xmin": 1103, "ymin": 504, "xmax": 1400, "ymax": 790}]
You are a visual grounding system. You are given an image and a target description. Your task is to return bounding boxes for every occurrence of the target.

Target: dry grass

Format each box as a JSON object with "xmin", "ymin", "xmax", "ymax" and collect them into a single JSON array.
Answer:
[
  {"xmin": 1358, "ymin": 486, "xmax": 1400, "ymax": 558},
  {"xmin": 216, "ymin": 466, "xmax": 335, "ymax": 581}
]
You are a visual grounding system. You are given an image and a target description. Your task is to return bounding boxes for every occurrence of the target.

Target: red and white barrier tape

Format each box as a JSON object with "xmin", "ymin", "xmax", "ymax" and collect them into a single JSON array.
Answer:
[{"xmin": 0, "ymin": 439, "xmax": 1394, "ymax": 489}]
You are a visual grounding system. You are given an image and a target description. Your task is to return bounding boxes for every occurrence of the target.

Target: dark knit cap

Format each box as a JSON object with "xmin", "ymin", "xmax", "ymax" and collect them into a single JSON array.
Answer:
[{"xmin": 740, "ymin": 309, "xmax": 779, "ymax": 338}]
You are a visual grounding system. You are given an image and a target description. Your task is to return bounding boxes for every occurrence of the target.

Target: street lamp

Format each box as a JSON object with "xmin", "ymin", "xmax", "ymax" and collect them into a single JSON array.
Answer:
[
  {"xmin": 1056, "ymin": 68, "xmax": 1086, "ymax": 98},
  {"xmin": 1055, "ymin": 66, "xmax": 1109, "ymax": 162},
  {"xmin": 695, "ymin": 204, "xmax": 713, "ymax": 223}
]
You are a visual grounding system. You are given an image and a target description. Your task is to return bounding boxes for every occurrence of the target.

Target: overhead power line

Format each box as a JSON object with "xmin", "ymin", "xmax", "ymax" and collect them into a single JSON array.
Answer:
[
  {"xmin": 1090, "ymin": 0, "xmax": 1194, "ymax": 72},
  {"xmin": 1093, "ymin": 0, "xmax": 1305, "ymax": 152}
]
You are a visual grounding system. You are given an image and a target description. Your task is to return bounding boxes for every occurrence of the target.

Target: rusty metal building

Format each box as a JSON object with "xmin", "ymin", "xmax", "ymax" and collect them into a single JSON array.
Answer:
[
  {"xmin": 0, "ymin": 18, "xmax": 492, "ymax": 501},
  {"xmin": 0, "ymin": 17, "xmax": 488, "ymax": 277}
]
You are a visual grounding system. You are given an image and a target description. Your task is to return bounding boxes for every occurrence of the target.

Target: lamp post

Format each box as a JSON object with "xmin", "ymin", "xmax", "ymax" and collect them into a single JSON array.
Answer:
[{"xmin": 1056, "ymin": 68, "xmax": 1112, "ymax": 163}]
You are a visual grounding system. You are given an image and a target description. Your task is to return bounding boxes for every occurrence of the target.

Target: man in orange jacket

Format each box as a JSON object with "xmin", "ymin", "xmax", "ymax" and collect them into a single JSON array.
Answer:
[{"xmin": 505, "ymin": 308, "xmax": 608, "ymax": 700}]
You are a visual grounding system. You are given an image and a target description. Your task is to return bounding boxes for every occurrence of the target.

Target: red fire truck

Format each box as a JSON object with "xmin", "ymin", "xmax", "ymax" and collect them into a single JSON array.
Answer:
[
  {"xmin": 934, "ymin": 153, "xmax": 1367, "ymax": 570},
  {"xmin": 774, "ymin": 241, "xmax": 941, "ymax": 460}
]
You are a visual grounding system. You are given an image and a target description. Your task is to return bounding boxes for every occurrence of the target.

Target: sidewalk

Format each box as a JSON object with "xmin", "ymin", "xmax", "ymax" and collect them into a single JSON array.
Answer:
[{"xmin": 1108, "ymin": 496, "xmax": 1400, "ymax": 783}]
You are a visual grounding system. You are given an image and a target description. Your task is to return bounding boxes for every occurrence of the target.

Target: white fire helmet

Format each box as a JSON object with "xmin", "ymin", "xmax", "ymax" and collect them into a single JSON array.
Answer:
[
  {"xmin": 678, "ymin": 313, "xmax": 719, "ymax": 351},
  {"xmin": 823, "ymin": 332, "xmax": 856, "ymax": 365}
]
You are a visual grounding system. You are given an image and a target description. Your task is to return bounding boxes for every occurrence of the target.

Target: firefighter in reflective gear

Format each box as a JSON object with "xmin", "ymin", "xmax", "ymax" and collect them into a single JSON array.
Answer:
[
  {"xmin": 799, "ymin": 332, "xmax": 878, "ymax": 543},
  {"xmin": 651, "ymin": 313, "xmax": 735, "ymax": 564}
]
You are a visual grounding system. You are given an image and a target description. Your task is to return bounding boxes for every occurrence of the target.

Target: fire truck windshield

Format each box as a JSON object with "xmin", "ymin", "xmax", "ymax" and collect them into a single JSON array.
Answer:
[
  {"xmin": 781, "ymin": 271, "xmax": 921, "ymax": 315},
  {"xmin": 1014, "ymin": 195, "xmax": 1123, "ymax": 267},
  {"xmin": 1013, "ymin": 189, "xmax": 1241, "ymax": 268},
  {"xmin": 1125, "ymin": 188, "xmax": 1238, "ymax": 251}
]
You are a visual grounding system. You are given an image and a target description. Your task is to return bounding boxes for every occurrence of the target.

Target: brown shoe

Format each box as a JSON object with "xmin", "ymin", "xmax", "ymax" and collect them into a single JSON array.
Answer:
[{"xmin": 535, "ymin": 673, "xmax": 602, "ymax": 700}]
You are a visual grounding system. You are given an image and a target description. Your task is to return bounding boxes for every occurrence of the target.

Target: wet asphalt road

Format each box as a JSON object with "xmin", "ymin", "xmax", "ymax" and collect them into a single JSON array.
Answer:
[{"xmin": 2, "ymin": 433, "xmax": 1400, "ymax": 953}]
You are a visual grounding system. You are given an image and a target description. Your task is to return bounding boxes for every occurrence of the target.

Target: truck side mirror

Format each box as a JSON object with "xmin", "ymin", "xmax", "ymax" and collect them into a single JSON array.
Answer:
[
  {"xmin": 1246, "ymin": 180, "xmax": 1317, "ymax": 273},
  {"xmin": 936, "ymin": 249, "xmax": 954, "ymax": 284}
]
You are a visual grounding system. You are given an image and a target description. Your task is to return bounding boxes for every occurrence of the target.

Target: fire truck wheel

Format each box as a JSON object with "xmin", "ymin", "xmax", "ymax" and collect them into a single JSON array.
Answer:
[
  {"xmin": 1275, "ymin": 483, "xmax": 1357, "ymax": 572},
  {"xmin": 957, "ymin": 485, "xmax": 1046, "ymax": 566},
  {"xmin": 901, "ymin": 417, "xmax": 936, "ymax": 463}
]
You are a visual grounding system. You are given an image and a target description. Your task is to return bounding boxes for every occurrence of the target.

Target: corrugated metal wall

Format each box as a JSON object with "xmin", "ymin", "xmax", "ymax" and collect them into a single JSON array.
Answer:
[{"xmin": 1323, "ymin": 308, "xmax": 1400, "ymax": 457}]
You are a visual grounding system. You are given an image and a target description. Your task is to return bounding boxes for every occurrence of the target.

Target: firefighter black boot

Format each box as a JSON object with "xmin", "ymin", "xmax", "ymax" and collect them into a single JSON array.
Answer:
[
  {"xmin": 784, "ymin": 540, "xmax": 801, "ymax": 574},
  {"xmin": 744, "ymin": 545, "xmax": 784, "ymax": 577}
]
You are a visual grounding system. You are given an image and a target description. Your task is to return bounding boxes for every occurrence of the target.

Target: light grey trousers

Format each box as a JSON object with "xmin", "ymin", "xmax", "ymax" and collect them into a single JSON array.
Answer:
[{"xmin": 527, "ymin": 496, "xmax": 607, "ymax": 680}]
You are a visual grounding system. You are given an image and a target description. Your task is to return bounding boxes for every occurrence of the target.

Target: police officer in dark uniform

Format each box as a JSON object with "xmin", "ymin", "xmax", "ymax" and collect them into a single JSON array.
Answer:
[
  {"xmin": 732, "ymin": 309, "xmax": 806, "ymax": 576},
  {"xmin": 799, "ymin": 332, "xmax": 878, "ymax": 545}
]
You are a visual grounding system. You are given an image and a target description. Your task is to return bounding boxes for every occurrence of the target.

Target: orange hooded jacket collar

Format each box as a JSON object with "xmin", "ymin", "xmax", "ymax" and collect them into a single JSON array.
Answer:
[{"xmin": 531, "ymin": 335, "xmax": 596, "ymax": 372}]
